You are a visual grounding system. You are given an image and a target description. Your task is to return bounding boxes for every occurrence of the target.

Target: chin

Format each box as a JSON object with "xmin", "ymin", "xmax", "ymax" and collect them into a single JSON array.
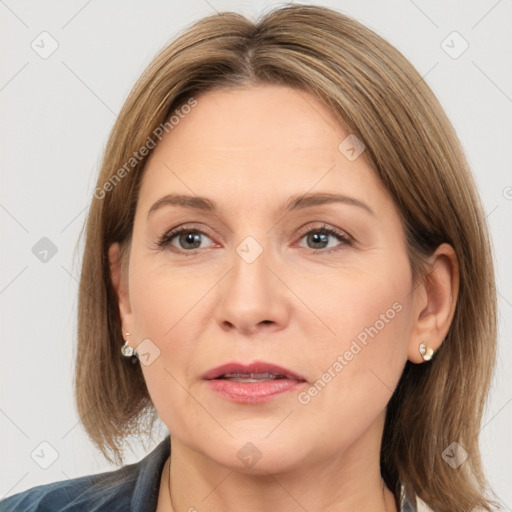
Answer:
[{"xmin": 207, "ymin": 437, "xmax": 309, "ymax": 475}]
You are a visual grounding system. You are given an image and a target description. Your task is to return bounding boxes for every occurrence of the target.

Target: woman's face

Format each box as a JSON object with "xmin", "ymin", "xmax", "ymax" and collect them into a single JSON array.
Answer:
[{"xmin": 114, "ymin": 84, "xmax": 422, "ymax": 473}]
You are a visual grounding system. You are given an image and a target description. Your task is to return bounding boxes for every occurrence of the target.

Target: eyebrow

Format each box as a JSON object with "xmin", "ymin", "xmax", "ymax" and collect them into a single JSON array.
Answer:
[{"xmin": 147, "ymin": 192, "xmax": 375, "ymax": 218}]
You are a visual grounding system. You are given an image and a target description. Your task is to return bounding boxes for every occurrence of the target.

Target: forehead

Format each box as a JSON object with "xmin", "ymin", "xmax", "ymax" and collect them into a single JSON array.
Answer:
[
  {"xmin": 138, "ymin": 84, "xmax": 392, "ymax": 216},
  {"xmin": 161, "ymin": 84, "xmax": 344, "ymax": 155}
]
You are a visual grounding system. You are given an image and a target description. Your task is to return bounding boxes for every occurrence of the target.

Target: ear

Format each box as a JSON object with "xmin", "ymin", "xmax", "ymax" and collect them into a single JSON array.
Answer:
[
  {"xmin": 408, "ymin": 243, "xmax": 459, "ymax": 364},
  {"xmin": 108, "ymin": 242, "xmax": 133, "ymax": 335}
]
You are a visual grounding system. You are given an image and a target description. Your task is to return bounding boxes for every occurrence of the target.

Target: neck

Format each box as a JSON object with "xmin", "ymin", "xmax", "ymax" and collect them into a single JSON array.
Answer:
[{"xmin": 163, "ymin": 412, "xmax": 397, "ymax": 512}]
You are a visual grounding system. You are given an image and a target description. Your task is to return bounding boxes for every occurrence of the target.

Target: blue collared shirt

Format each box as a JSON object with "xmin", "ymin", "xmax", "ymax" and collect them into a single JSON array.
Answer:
[{"xmin": 0, "ymin": 435, "xmax": 419, "ymax": 511}]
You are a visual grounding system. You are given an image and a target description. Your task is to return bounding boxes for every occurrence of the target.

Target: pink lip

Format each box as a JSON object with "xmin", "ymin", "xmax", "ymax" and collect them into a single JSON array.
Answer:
[
  {"xmin": 201, "ymin": 361, "xmax": 307, "ymax": 381},
  {"xmin": 202, "ymin": 361, "xmax": 307, "ymax": 404}
]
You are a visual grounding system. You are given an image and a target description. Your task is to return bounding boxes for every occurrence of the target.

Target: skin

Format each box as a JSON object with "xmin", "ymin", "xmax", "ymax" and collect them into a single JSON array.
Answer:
[{"xmin": 109, "ymin": 84, "xmax": 459, "ymax": 512}]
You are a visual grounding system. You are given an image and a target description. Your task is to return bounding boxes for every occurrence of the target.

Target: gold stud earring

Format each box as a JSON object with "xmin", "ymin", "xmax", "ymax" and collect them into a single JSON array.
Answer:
[{"xmin": 419, "ymin": 342, "xmax": 434, "ymax": 361}]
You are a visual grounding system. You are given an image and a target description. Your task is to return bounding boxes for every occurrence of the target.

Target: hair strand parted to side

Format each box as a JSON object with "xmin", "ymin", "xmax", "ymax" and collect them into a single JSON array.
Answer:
[{"xmin": 75, "ymin": 5, "xmax": 498, "ymax": 511}]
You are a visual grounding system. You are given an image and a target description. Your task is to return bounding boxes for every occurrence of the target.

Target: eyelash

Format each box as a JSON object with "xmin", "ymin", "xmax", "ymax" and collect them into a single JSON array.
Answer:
[{"xmin": 156, "ymin": 224, "xmax": 353, "ymax": 256}]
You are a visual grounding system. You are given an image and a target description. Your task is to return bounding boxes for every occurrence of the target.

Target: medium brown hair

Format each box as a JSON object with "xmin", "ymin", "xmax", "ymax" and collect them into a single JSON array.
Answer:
[{"xmin": 75, "ymin": 5, "xmax": 498, "ymax": 511}]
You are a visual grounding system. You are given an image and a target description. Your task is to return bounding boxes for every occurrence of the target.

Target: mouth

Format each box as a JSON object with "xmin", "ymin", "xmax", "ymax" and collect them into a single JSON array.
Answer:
[
  {"xmin": 202, "ymin": 361, "xmax": 307, "ymax": 403},
  {"xmin": 215, "ymin": 372, "xmax": 290, "ymax": 382},
  {"xmin": 201, "ymin": 361, "xmax": 307, "ymax": 382}
]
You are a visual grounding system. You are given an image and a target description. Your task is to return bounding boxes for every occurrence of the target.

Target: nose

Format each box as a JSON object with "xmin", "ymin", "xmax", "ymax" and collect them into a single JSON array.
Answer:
[{"xmin": 213, "ymin": 239, "xmax": 290, "ymax": 336}]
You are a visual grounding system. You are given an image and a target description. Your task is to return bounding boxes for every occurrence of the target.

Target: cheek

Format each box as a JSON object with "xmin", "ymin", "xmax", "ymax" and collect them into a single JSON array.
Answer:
[
  {"xmin": 128, "ymin": 256, "xmax": 215, "ymax": 423},
  {"xmin": 128, "ymin": 251, "xmax": 213, "ymax": 339},
  {"xmin": 295, "ymin": 258, "xmax": 412, "ymax": 446},
  {"xmin": 300, "ymin": 241, "xmax": 412, "ymax": 355}
]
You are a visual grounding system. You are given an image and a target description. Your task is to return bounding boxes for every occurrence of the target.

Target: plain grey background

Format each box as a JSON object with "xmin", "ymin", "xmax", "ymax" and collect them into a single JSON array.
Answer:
[{"xmin": 1, "ymin": 0, "xmax": 511, "ymax": 508}]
